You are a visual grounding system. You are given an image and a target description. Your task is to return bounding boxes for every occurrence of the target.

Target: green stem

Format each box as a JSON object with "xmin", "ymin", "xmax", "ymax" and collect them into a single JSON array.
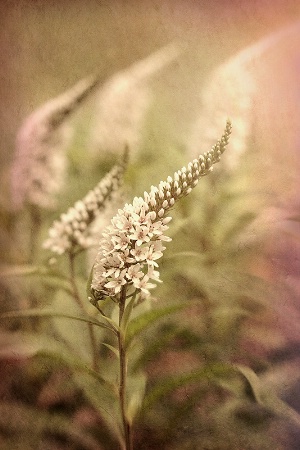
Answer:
[
  {"xmin": 68, "ymin": 252, "xmax": 99, "ymax": 372},
  {"xmin": 28, "ymin": 204, "xmax": 42, "ymax": 263},
  {"xmin": 118, "ymin": 285, "xmax": 133, "ymax": 450}
]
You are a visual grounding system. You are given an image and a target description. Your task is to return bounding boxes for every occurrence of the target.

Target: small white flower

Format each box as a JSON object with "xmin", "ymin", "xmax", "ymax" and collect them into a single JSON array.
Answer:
[
  {"xmin": 117, "ymin": 249, "xmax": 134, "ymax": 267},
  {"xmin": 126, "ymin": 264, "xmax": 144, "ymax": 283},
  {"xmin": 112, "ymin": 215, "xmax": 135, "ymax": 232},
  {"xmin": 130, "ymin": 225, "xmax": 151, "ymax": 246},
  {"xmin": 134, "ymin": 274, "xmax": 156, "ymax": 295},
  {"xmin": 147, "ymin": 266, "xmax": 162, "ymax": 283},
  {"xmin": 145, "ymin": 242, "xmax": 164, "ymax": 267},
  {"xmin": 130, "ymin": 244, "xmax": 149, "ymax": 262},
  {"xmin": 112, "ymin": 233, "xmax": 131, "ymax": 251},
  {"xmin": 105, "ymin": 273, "xmax": 127, "ymax": 294}
]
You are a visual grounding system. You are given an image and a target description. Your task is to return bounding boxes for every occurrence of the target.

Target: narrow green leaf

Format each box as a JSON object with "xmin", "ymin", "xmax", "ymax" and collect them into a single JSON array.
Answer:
[
  {"xmin": 98, "ymin": 312, "xmax": 120, "ymax": 333},
  {"xmin": 143, "ymin": 363, "xmax": 235, "ymax": 409},
  {"xmin": 0, "ymin": 308, "xmax": 116, "ymax": 333},
  {"xmin": 86, "ymin": 264, "xmax": 94, "ymax": 300},
  {"xmin": 35, "ymin": 349, "xmax": 111, "ymax": 386},
  {"xmin": 0, "ymin": 264, "xmax": 73, "ymax": 294},
  {"xmin": 73, "ymin": 370, "xmax": 123, "ymax": 445},
  {"xmin": 126, "ymin": 371, "xmax": 147, "ymax": 424},
  {"xmin": 102, "ymin": 342, "xmax": 119, "ymax": 358},
  {"xmin": 28, "ymin": 349, "xmax": 122, "ymax": 445},
  {"xmin": 120, "ymin": 292, "xmax": 137, "ymax": 334},
  {"xmin": 0, "ymin": 264, "xmax": 69, "ymax": 280},
  {"xmin": 125, "ymin": 302, "xmax": 192, "ymax": 347},
  {"xmin": 234, "ymin": 364, "xmax": 263, "ymax": 403},
  {"xmin": 235, "ymin": 364, "xmax": 300, "ymax": 429},
  {"xmin": 50, "ymin": 292, "xmax": 101, "ymax": 365},
  {"xmin": 0, "ymin": 330, "xmax": 67, "ymax": 359}
]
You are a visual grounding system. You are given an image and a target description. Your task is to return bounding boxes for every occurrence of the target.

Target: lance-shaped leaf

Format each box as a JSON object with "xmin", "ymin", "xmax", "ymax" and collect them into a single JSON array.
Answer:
[
  {"xmin": 0, "ymin": 307, "xmax": 116, "ymax": 334},
  {"xmin": 126, "ymin": 371, "xmax": 147, "ymax": 424},
  {"xmin": 73, "ymin": 368, "xmax": 123, "ymax": 446},
  {"xmin": 0, "ymin": 263, "xmax": 74, "ymax": 294},
  {"xmin": 143, "ymin": 362, "xmax": 236, "ymax": 409},
  {"xmin": 235, "ymin": 364, "xmax": 300, "ymax": 429},
  {"xmin": 125, "ymin": 302, "xmax": 196, "ymax": 347}
]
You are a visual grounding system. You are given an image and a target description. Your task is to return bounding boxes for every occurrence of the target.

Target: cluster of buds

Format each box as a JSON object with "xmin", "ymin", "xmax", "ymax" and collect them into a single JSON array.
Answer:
[
  {"xmin": 43, "ymin": 152, "xmax": 128, "ymax": 255},
  {"xmin": 91, "ymin": 120, "xmax": 231, "ymax": 300}
]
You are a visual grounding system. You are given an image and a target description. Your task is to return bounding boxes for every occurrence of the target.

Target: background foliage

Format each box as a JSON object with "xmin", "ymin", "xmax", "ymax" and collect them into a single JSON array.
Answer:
[{"xmin": 1, "ymin": 1, "xmax": 300, "ymax": 449}]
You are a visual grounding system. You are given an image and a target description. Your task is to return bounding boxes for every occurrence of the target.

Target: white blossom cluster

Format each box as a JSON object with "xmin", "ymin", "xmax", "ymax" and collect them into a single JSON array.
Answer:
[
  {"xmin": 11, "ymin": 76, "xmax": 99, "ymax": 211},
  {"xmin": 43, "ymin": 159, "xmax": 127, "ymax": 255},
  {"xmin": 91, "ymin": 121, "xmax": 231, "ymax": 300}
]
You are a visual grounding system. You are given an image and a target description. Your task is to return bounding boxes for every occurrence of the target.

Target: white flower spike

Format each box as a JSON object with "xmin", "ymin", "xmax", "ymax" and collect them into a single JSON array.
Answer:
[
  {"xmin": 43, "ymin": 151, "xmax": 128, "ymax": 255},
  {"xmin": 91, "ymin": 121, "xmax": 231, "ymax": 300}
]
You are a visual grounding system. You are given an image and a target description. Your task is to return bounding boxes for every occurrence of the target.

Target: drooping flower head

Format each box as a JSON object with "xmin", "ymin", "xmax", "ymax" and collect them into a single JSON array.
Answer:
[
  {"xmin": 91, "ymin": 121, "xmax": 231, "ymax": 300},
  {"xmin": 11, "ymin": 76, "xmax": 100, "ymax": 211},
  {"xmin": 43, "ymin": 150, "xmax": 128, "ymax": 255}
]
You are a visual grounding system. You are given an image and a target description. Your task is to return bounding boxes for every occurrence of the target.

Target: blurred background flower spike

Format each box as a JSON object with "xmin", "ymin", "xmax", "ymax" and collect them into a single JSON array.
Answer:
[{"xmin": 10, "ymin": 75, "xmax": 100, "ymax": 212}]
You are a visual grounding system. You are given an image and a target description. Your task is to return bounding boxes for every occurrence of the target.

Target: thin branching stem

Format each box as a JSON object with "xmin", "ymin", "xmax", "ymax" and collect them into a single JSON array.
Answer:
[
  {"xmin": 118, "ymin": 285, "xmax": 133, "ymax": 450},
  {"xmin": 68, "ymin": 251, "xmax": 99, "ymax": 372}
]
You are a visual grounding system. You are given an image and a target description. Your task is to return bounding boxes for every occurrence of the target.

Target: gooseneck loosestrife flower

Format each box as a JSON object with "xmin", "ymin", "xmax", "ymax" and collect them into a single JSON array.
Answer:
[
  {"xmin": 43, "ymin": 150, "xmax": 128, "ymax": 255},
  {"xmin": 91, "ymin": 120, "xmax": 231, "ymax": 301}
]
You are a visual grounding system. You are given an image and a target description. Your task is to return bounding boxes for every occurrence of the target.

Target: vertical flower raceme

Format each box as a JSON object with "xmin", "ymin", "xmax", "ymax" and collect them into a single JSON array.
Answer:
[
  {"xmin": 43, "ymin": 151, "xmax": 128, "ymax": 255},
  {"xmin": 11, "ymin": 76, "xmax": 100, "ymax": 211},
  {"xmin": 90, "ymin": 43, "xmax": 180, "ymax": 158},
  {"xmin": 91, "ymin": 121, "xmax": 231, "ymax": 300}
]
